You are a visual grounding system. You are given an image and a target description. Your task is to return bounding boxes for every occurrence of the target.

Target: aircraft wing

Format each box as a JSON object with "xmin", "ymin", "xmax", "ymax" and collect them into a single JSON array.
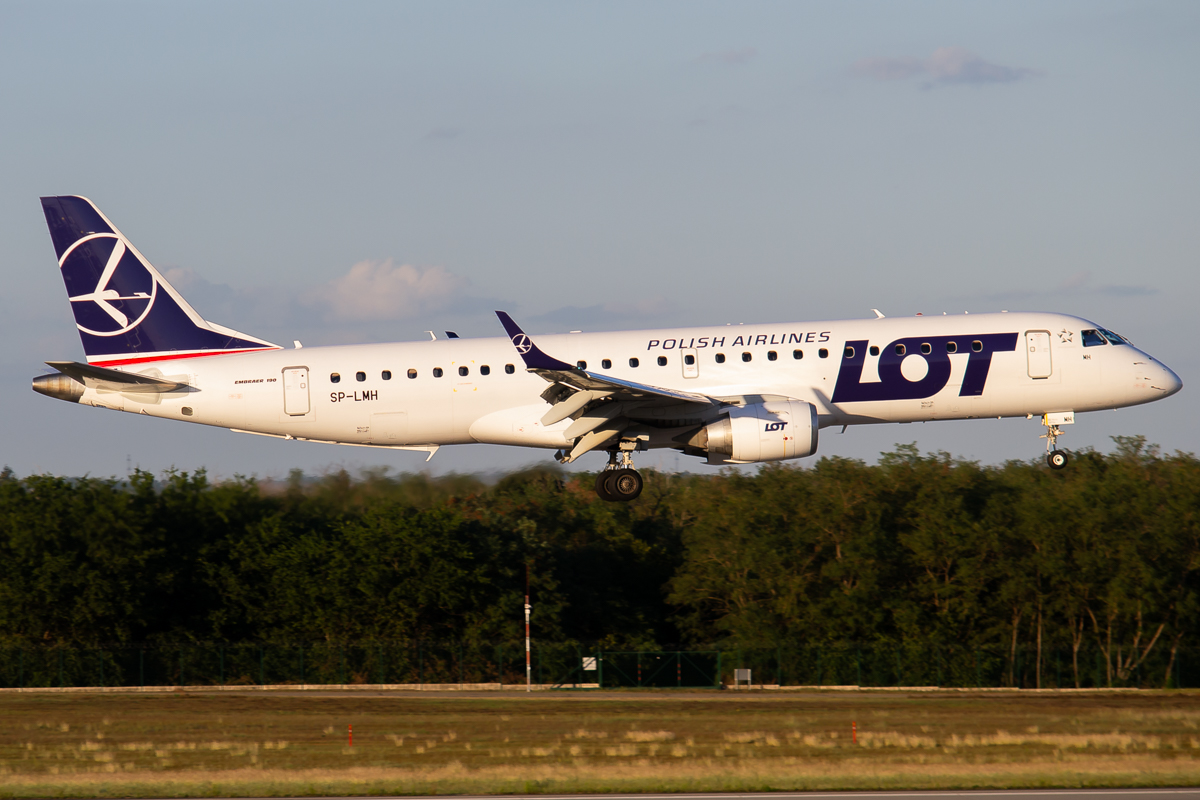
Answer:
[
  {"xmin": 495, "ymin": 311, "xmax": 720, "ymax": 461},
  {"xmin": 47, "ymin": 361, "xmax": 191, "ymax": 393}
]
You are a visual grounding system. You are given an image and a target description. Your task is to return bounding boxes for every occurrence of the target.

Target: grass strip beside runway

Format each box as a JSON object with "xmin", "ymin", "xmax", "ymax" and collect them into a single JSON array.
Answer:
[{"xmin": 2, "ymin": 689, "xmax": 1200, "ymax": 797}]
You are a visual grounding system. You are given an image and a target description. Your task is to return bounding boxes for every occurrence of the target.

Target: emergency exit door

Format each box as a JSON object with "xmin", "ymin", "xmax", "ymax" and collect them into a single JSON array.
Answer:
[
  {"xmin": 1026, "ymin": 331, "xmax": 1052, "ymax": 379},
  {"xmin": 681, "ymin": 348, "xmax": 699, "ymax": 378},
  {"xmin": 283, "ymin": 367, "xmax": 311, "ymax": 415}
]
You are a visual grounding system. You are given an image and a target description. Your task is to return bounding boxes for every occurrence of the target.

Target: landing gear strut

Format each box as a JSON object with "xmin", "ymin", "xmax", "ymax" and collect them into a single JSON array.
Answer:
[
  {"xmin": 595, "ymin": 443, "xmax": 643, "ymax": 502},
  {"xmin": 1041, "ymin": 414, "xmax": 1070, "ymax": 470}
]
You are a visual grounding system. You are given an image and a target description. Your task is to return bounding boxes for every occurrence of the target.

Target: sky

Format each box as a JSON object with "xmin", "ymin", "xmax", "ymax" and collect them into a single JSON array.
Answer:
[{"xmin": 2, "ymin": 0, "xmax": 1197, "ymax": 481}]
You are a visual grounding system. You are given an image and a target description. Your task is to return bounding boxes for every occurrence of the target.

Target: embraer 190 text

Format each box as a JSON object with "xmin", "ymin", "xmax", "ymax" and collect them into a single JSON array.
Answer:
[{"xmin": 33, "ymin": 197, "xmax": 1183, "ymax": 500}]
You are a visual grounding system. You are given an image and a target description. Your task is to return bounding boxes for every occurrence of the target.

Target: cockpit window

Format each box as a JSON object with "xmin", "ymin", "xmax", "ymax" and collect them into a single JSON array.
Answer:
[
  {"xmin": 1081, "ymin": 329, "xmax": 1107, "ymax": 347},
  {"xmin": 1100, "ymin": 328, "xmax": 1127, "ymax": 345}
]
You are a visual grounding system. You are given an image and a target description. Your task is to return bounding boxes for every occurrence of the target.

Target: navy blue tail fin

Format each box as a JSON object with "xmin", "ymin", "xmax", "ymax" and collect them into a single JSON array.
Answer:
[{"xmin": 41, "ymin": 196, "xmax": 279, "ymax": 366}]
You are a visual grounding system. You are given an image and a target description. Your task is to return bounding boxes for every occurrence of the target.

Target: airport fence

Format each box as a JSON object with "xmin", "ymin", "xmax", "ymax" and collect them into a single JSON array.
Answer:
[{"xmin": 0, "ymin": 641, "xmax": 1194, "ymax": 690}]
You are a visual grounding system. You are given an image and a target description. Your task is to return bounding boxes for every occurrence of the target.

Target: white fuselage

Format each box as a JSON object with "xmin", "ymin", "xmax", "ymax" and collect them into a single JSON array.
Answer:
[{"xmin": 72, "ymin": 311, "xmax": 1181, "ymax": 457}]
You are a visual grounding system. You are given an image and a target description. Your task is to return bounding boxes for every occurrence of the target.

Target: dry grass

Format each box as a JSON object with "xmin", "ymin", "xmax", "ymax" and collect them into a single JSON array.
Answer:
[{"xmin": 2, "ymin": 689, "xmax": 1200, "ymax": 797}]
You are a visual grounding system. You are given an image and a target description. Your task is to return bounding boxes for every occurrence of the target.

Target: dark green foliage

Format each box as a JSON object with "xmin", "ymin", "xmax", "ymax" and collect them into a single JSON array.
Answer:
[{"xmin": 1, "ymin": 439, "xmax": 1198, "ymax": 688}]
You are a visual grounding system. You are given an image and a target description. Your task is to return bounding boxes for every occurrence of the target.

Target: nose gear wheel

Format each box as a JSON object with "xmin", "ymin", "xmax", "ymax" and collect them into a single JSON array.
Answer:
[{"xmin": 1041, "ymin": 414, "xmax": 1070, "ymax": 470}]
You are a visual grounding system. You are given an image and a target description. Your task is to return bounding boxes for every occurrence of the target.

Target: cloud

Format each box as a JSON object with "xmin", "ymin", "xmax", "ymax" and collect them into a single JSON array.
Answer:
[
  {"xmin": 313, "ymin": 259, "xmax": 468, "ymax": 322},
  {"xmin": 980, "ymin": 271, "xmax": 1155, "ymax": 303},
  {"xmin": 698, "ymin": 47, "xmax": 757, "ymax": 66},
  {"xmin": 424, "ymin": 127, "xmax": 462, "ymax": 141},
  {"xmin": 852, "ymin": 47, "xmax": 1041, "ymax": 87}
]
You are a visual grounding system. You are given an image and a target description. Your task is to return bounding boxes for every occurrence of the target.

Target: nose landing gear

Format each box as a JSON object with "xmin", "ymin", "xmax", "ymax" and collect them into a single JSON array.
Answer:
[
  {"xmin": 1041, "ymin": 412, "xmax": 1073, "ymax": 470},
  {"xmin": 594, "ymin": 442, "xmax": 644, "ymax": 502}
]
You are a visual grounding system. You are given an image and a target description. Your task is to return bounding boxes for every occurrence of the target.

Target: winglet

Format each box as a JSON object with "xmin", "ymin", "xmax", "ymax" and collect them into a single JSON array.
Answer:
[{"xmin": 495, "ymin": 311, "xmax": 576, "ymax": 371}]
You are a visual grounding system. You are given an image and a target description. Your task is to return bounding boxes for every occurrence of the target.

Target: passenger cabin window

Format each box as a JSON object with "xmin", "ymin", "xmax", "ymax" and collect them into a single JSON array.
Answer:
[
  {"xmin": 629, "ymin": 357, "xmax": 639, "ymax": 368},
  {"xmin": 407, "ymin": 369, "xmax": 417, "ymax": 379},
  {"xmin": 657, "ymin": 356, "xmax": 667, "ymax": 366},
  {"xmin": 356, "ymin": 371, "xmax": 366, "ymax": 382},
  {"xmin": 945, "ymin": 342, "xmax": 957, "ymax": 353},
  {"xmin": 382, "ymin": 370, "xmax": 392, "ymax": 380},
  {"xmin": 577, "ymin": 360, "xmax": 587, "ymax": 370},
  {"xmin": 793, "ymin": 349, "xmax": 803, "ymax": 360},
  {"xmin": 458, "ymin": 366, "xmax": 469, "ymax": 376},
  {"xmin": 742, "ymin": 352, "xmax": 752, "ymax": 362},
  {"xmin": 433, "ymin": 368, "xmax": 444, "ymax": 378},
  {"xmin": 869, "ymin": 346, "xmax": 879, "ymax": 356},
  {"xmin": 602, "ymin": 359, "xmax": 612, "ymax": 369},
  {"xmin": 1082, "ymin": 329, "xmax": 1107, "ymax": 346},
  {"xmin": 972, "ymin": 340, "xmax": 983, "ymax": 352},
  {"xmin": 819, "ymin": 348, "xmax": 829, "ymax": 359},
  {"xmin": 505, "ymin": 364, "xmax": 515, "ymax": 374},
  {"xmin": 895, "ymin": 344, "xmax": 906, "ymax": 356},
  {"xmin": 920, "ymin": 343, "xmax": 931, "ymax": 355},
  {"xmin": 716, "ymin": 353, "xmax": 726, "ymax": 363},
  {"xmin": 767, "ymin": 350, "xmax": 778, "ymax": 361},
  {"xmin": 844, "ymin": 346, "xmax": 855, "ymax": 359},
  {"xmin": 330, "ymin": 373, "xmax": 341, "ymax": 384},
  {"xmin": 480, "ymin": 365, "xmax": 490, "ymax": 375}
]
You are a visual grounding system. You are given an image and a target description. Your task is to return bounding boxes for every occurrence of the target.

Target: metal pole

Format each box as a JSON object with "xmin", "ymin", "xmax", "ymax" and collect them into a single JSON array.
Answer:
[{"xmin": 525, "ymin": 564, "xmax": 532, "ymax": 693}]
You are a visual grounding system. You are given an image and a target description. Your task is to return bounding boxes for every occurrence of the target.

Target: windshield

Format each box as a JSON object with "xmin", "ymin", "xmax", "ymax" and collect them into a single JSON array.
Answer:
[
  {"xmin": 1100, "ymin": 328, "xmax": 1128, "ymax": 345},
  {"xmin": 1081, "ymin": 329, "xmax": 1107, "ymax": 347}
]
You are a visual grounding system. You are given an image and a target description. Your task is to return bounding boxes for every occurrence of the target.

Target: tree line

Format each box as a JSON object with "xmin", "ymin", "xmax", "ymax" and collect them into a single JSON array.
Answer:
[{"xmin": 1, "ymin": 435, "xmax": 1197, "ymax": 688}]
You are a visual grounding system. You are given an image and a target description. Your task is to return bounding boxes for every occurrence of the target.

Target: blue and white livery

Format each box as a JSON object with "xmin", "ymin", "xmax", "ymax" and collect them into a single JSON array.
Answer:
[{"xmin": 33, "ymin": 196, "xmax": 1183, "ymax": 500}]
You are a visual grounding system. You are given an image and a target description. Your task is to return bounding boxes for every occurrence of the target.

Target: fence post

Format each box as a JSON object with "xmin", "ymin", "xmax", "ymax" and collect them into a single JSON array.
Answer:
[
  {"xmin": 597, "ymin": 649, "xmax": 603, "ymax": 689},
  {"xmin": 716, "ymin": 651, "xmax": 722, "ymax": 689}
]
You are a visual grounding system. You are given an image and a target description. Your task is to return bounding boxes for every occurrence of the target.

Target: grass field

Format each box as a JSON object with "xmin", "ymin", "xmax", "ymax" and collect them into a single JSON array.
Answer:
[{"xmin": 3, "ymin": 688, "xmax": 1200, "ymax": 797}]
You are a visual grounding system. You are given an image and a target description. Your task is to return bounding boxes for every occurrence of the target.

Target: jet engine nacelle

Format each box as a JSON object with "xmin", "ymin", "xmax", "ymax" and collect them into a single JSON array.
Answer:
[{"xmin": 698, "ymin": 399, "xmax": 818, "ymax": 465}]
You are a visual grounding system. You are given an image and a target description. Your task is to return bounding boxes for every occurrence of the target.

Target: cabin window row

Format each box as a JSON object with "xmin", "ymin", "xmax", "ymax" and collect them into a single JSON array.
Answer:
[
  {"xmin": 574, "ymin": 349, "xmax": 828, "ymax": 370},
  {"xmin": 841, "ymin": 341, "xmax": 987, "ymax": 359},
  {"xmin": 329, "ymin": 364, "xmax": 516, "ymax": 383}
]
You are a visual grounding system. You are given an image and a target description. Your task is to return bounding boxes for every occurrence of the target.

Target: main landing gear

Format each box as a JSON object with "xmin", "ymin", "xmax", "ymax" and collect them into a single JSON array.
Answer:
[
  {"xmin": 595, "ymin": 444, "xmax": 644, "ymax": 502},
  {"xmin": 1041, "ymin": 413, "xmax": 1070, "ymax": 470}
]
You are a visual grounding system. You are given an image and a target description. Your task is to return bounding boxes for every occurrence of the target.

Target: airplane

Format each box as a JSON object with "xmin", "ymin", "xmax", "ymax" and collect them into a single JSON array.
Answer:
[{"xmin": 33, "ymin": 196, "xmax": 1183, "ymax": 501}]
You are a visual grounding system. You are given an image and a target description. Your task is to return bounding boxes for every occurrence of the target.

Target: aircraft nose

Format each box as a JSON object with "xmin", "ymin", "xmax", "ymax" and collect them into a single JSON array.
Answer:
[{"xmin": 1157, "ymin": 362, "xmax": 1183, "ymax": 397}]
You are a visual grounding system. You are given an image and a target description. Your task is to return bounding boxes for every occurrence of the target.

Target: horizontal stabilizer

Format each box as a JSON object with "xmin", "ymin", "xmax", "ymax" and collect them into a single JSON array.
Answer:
[{"xmin": 46, "ymin": 361, "xmax": 190, "ymax": 393}]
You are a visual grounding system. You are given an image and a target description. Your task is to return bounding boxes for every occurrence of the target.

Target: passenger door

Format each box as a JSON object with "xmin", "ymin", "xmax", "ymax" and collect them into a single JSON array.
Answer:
[
  {"xmin": 282, "ymin": 367, "xmax": 311, "ymax": 415},
  {"xmin": 1025, "ymin": 331, "xmax": 1053, "ymax": 379}
]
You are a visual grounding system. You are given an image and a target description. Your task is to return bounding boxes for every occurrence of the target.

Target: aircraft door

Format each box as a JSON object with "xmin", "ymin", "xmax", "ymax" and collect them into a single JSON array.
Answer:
[
  {"xmin": 1025, "ymin": 331, "xmax": 1052, "ymax": 379},
  {"xmin": 283, "ymin": 367, "xmax": 311, "ymax": 415},
  {"xmin": 681, "ymin": 348, "xmax": 699, "ymax": 379}
]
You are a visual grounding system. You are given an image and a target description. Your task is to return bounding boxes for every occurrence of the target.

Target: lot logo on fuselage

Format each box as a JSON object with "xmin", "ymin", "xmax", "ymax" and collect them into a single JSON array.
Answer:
[{"xmin": 832, "ymin": 333, "xmax": 1018, "ymax": 403}]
